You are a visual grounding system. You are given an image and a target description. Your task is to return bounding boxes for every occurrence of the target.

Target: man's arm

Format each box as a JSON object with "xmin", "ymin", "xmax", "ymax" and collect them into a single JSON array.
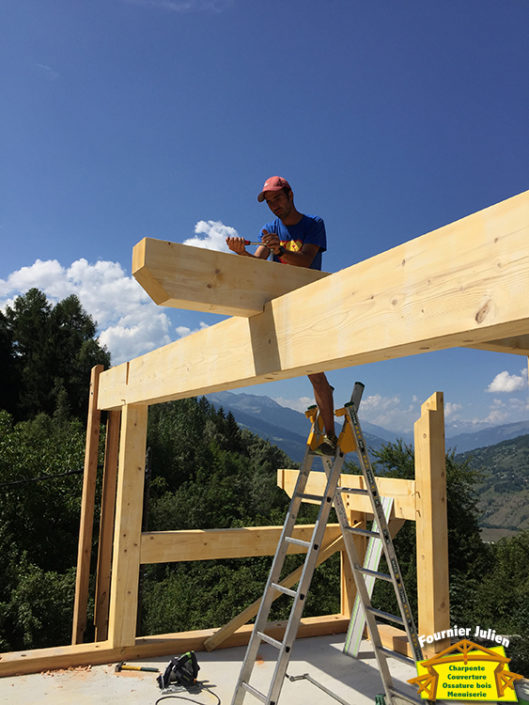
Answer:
[
  {"xmin": 261, "ymin": 230, "xmax": 319, "ymax": 268},
  {"xmin": 226, "ymin": 236, "xmax": 269, "ymax": 259}
]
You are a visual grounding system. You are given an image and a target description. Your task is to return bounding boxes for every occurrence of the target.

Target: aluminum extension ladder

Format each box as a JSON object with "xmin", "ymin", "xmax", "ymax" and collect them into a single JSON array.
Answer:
[{"xmin": 230, "ymin": 382, "xmax": 425, "ymax": 705}]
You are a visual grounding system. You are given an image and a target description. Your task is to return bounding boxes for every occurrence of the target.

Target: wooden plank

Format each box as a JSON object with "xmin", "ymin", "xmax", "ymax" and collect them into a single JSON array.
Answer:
[
  {"xmin": 414, "ymin": 392, "xmax": 450, "ymax": 656},
  {"xmin": 72, "ymin": 364, "xmax": 104, "ymax": 645},
  {"xmin": 378, "ymin": 624, "xmax": 412, "ymax": 657},
  {"xmin": 133, "ymin": 237, "xmax": 329, "ymax": 317},
  {"xmin": 98, "ymin": 190, "xmax": 529, "ymax": 410},
  {"xmin": 340, "ymin": 511, "xmax": 364, "ymax": 620},
  {"xmin": 139, "ymin": 524, "xmax": 342, "ymax": 564},
  {"xmin": 277, "ymin": 469, "xmax": 417, "ymax": 521},
  {"xmin": 94, "ymin": 409, "xmax": 121, "ymax": 642},
  {"xmin": 0, "ymin": 616, "xmax": 350, "ymax": 677},
  {"xmin": 138, "ymin": 614, "xmax": 350, "ymax": 652},
  {"xmin": 466, "ymin": 333, "xmax": 529, "ymax": 355},
  {"xmin": 107, "ymin": 405, "xmax": 148, "ymax": 648},
  {"xmin": 203, "ymin": 535, "xmax": 345, "ymax": 651}
]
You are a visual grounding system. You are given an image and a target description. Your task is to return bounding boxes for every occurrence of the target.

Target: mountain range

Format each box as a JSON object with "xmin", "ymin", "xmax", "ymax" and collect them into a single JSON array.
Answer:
[{"xmin": 207, "ymin": 390, "xmax": 529, "ymax": 462}]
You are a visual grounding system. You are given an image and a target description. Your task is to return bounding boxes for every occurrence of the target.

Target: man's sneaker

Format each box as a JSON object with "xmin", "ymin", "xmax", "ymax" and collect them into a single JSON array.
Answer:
[{"xmin": 314, "ymin": 434, "xmax": 338, "ymax": 457}]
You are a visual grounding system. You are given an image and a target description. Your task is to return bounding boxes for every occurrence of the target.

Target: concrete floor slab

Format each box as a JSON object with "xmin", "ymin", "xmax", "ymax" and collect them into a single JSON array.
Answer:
[
  {"xmin": 0, "ymin": 634, "xmax": 474, "ymax": 705},
  {"xmin": 0, "ymin": 635, "xmax": 419, "ymax": 705}
]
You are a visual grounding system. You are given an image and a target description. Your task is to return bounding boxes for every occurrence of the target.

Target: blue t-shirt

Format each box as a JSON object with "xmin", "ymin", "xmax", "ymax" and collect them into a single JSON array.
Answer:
[{"xmin": 259, "ymin": 214, "xmax": 326, "ymax": 270}]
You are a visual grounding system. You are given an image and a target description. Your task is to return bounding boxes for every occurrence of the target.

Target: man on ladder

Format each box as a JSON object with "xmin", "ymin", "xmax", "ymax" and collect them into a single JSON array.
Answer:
[
  {"xmin": 226, "ymin": 175, "xmax": 337, "ymax": 456},
  {"xmin": 230, "ymin": 383, "xmax": 425, "ymax": 705}
]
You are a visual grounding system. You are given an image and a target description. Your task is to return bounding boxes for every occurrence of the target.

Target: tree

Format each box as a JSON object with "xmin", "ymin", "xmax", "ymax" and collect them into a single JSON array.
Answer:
[
  {"xmin": 3, "ymin": 289, "xmax": 110, "ymax": 421},
  {"xmin": 0, "ymin": 311, "xmax": 18, "ymax": 414},
  {"xmin": 0, "ymin": 409, "xmax": 90, "ymax": 650},
  {"xmin": 0, "ymin": 410, "xmax": 87, "ymax": 572}
]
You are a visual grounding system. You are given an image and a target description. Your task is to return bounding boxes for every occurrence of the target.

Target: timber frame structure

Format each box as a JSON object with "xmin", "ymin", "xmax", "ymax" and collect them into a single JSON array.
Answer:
[{"xmin": 0, "ymin": 189, "xmax": 528, "ymax": 677}]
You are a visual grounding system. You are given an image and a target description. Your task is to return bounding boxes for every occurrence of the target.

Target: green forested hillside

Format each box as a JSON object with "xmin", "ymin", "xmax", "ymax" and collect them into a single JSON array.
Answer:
[
  {"xmin": 139, "ymin": 398, "xmax": 341, "ymax": 635},
  {"xmin": 457, "ymin": 435, "xmax": 529, "ymax": 531},
  {"xmin": 0, "ymin": 394, "xmax": 339, "ymax": 649}
]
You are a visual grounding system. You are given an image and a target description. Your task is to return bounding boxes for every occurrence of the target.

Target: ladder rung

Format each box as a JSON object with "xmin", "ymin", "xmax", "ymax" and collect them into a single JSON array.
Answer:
[
  {"xmin": 296, "ymin": 492, "xmax": 324, "ymax": 502},
  {"xmin": 346, "ymin": 526, "xmax": 380, "ymax": 539},
  {"xmin": 338, "ymin": 486, "xmax": 368, "ymax": 495},
  {"xmin": 241, "ymin": 681, "xmax": 267, "ymax": 703},
  {"xmin": 367, "ymin": 606, "xmax": 404, "ymax": 626},
  {"xmin": 379, "ymin": 646, "xmax": 416, "ymax": 666},
  {"xmin": 271, "ymin": 582, "xmax": 297, "ymax": 598},
  {"xmin": 285, "ymin": 536, "xmax": 311, "ymax": 549},
  {"xmin": 356, "ymin": 566, "xmax": 392, "ymax": 582},
  {"xmin": 257, "ymin": 630, "xmax": 283, "ymax": 650}
]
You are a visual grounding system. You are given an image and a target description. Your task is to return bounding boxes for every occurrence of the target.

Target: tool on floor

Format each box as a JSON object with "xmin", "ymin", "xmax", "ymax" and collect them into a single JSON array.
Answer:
[
  {"xmin": 230, "ymin": 382, "xmax": 426, "ymax": 705},
  {"xmin": 115, "ymin": 660, "xmax": 159, "ymax": 673},
  {"xmin": 157, "ymin": 651, "xmax": 200, "ymax": 689}
]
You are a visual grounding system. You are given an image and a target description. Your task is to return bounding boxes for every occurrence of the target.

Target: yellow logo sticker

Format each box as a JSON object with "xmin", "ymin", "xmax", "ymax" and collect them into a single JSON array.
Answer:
[{"xmin": 408, "ymin": 639, "xmax": 523, "ymax": 701}]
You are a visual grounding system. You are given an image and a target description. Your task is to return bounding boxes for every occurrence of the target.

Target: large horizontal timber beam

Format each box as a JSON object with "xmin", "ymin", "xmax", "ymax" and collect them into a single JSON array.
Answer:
[
  {"xmin": 278, "ymin": 470, "xmax": 416, "ymax": 521},
  {"xmin": 133, "ymin": 237, "xmax": 329, "ymax": 317},
  {"xmin": 98, "ymin": 190, "xmax": 529, "ymax": 410},
  {"xmin": 140, "ymin": 524, "xmax": 342, "ymax": 564},
  {"xmin": 0, "ymin": 616, "xmax": 351, "ymax": 677}
]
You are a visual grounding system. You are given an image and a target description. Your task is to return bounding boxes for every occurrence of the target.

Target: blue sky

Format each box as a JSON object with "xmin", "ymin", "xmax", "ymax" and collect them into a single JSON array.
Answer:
[{"xmin": 1, "ymin": 0, "xmax": 529, "ymax": 435}]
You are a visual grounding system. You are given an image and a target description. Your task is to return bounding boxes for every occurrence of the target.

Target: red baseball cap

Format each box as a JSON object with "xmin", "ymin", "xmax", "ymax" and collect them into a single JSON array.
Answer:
[{"xmin": 257, "ymin": 175, "xmax": 291, "ymax": 202}]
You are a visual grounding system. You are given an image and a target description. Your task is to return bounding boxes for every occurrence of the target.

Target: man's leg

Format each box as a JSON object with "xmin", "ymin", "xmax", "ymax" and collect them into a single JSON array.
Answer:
[{"xmin": 308, "ymin": 372, "xmax": 335, "ymax": 438}]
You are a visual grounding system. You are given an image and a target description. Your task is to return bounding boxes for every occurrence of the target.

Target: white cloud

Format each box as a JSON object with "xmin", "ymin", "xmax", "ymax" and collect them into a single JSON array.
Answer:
[
  {"xmin": 351, "ymin": 393, "xmax": 419, "ymax": 433},
  {"xmin": 122, "ymin": 0, "xmax": 232, "ymax": 11},
  {"xmin": 0, "ymin": 217, "xmax": 237, "ymax": 367},
  {"xmin": 273, "ymin": 396, "xmax": 314, "ymax": 413},
  {"xmin": 444, "ymin": 401, "xmax": 462, "ymax": 419},
  {"xmin": 0, "ymin": 258, "xmax": 174, "ymax": 365},
  {"xmin": 486, "ymin": 370, "xmax": 527, "ymax": 393},
  {"xmin": 361, "ymin": 394, "xmax": 401, "ymax": 412},
  {"xmin": 183, "ymin": 220, "xmax": 238, "ymax": 252},
  {"xmin": 35, "ymin": 63, "xmax": 60, "ymax": 81},
  {"xmin": 481, "ymin": 399, "xmax": 510, "ymax": 425},
  {"xmin": 175, "ymin": 321, "xmax": 209, "ymax": 338},
  {"xmin": 465, "ymin": 396, "xmax": 529, "ymax": 428}
]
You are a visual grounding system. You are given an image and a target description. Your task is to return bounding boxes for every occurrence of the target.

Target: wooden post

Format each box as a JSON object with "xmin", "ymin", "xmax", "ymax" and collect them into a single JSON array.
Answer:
[
  {"xmin": 94, "ymin": 409, "xmax": 121, "ymax": 642},
  {"xmin": 414, "ymin": 392, "xmax": 450, "ymax": 656},
  {"xmin": 107, "ymin": 404, "xmax": 148, "ymax": 648},
  {"xmin": 340, "ymin": 510, "xmax": 364, "ymax": 617},
  {"xmin": 72, "ymin": 364, "xmax": 104, "ymax": 645}
]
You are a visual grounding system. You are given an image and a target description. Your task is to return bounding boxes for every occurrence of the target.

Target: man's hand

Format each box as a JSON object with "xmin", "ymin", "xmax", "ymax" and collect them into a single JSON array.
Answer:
[
  {"xmin": 261, "ymin": 229, "xmax": 281, "ymax": 254},
  {"xmin": 226, "ymin": 236, "xmax": 248, "ymax": 254},
  {"xmin": 226, "ymin": 236, "xmax": 270, "ymax": 260}
]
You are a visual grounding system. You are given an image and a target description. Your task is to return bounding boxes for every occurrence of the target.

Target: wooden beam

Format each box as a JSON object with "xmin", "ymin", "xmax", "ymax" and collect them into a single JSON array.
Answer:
[
  {"xmin": 465, "ymin": 334, "xmax": 529, "ymax": 355},
  {"xmin": 203, "ymin": 535, "xmax": 345, "ymax": 651},
  {"xmin": 414, "ymin": 392, "xmax": 450, "ymax": 656},
  {"xmin": 140, "ymin": 524, "xmax": 342, "ymax": 564},
  {"xmin": 277, "ymin": 469, "xmax": 417, "ymax": 521},
  {"xmin": 378, "ymin": 625, "xmax": 413, "ymax": 658},
  {"xmin": 0, "ymin": 616, "xmax": 351, "ymax": 677},
  {"xmin": 72, "ymin": 364, "xmax": 103, "ymax": 645},
  {"xmin": 94, "ymin": 409, "xmax": 121, "ymax": 642},
  {"xmin": 133, "ymin": 237, "xmax": 329, "ymax": 317},
  {"xmin": 98, "ymin": 189, "xmax": 529, "ymax": 410},
  {"xmin": 107, "ymin": 405, "xmax": 148, "ymax": 648}
]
